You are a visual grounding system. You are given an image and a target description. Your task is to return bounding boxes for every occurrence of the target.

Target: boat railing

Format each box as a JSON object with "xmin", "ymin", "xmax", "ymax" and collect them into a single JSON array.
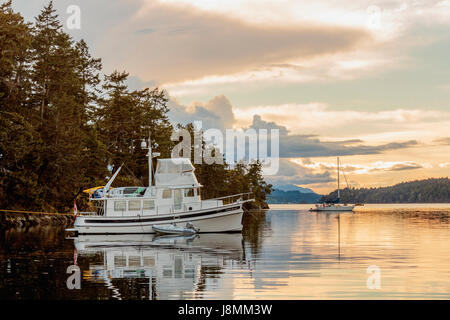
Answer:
[
  {"xmin": 209, "ymin": 192, "xmax": 253, "ymax": 205},
  {"xmin": 79, "ymin": 192, "xmax": 254, "ymax": 217},
  {"xmin": 78, "ymin": 211, "xmax": 97, "ymax": 216},
  {"xmin": 160, "ymin": 192, "xmax": 253, "ymax": 215}
]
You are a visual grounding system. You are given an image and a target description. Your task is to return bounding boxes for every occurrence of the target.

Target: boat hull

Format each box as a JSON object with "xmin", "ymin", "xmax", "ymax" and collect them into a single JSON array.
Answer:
[
  {"xmin": 73, "ymin": 204, "xmax": 244, "ymax": 234},
  {"xmin": 152, "ymin": 225, "xmax": 197, "ymax": 235},
  {"xmin": 310, "ymin": 205, "xmax": 355, "ymax": 212}
]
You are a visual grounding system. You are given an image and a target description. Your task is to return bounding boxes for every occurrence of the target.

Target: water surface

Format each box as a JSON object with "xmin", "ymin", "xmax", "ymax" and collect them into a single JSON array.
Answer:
[{"xmin": 1, "ymin": 204, "xmax": 450, "ymax": 299}]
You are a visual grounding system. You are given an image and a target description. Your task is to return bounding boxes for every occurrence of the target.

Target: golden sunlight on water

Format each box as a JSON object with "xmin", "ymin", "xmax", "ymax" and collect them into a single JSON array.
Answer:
[
  {"xmin": 202, "ymin": 204, "xmax": 450, "ymax": 299},
  {"xmin": 1, "ymin": 204, "xmax": 449, "ymax": 299}
]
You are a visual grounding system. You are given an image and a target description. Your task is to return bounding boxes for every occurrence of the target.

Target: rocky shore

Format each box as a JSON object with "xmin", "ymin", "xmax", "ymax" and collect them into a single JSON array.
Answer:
[{"xmin": 0, "ymin": 213, "xmax": 75, "ymax": 229}]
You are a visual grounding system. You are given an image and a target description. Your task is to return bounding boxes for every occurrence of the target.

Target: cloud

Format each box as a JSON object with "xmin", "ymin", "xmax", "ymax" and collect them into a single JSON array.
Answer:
[
  {"xmin": 157, "ymin": 0, "xmax": 450, "ymax": 36},
  {"xmin": 434, "ymin": 138, "xmax": 450, "ymax": 145},
  {"xmin": 265, "ymin": 157, "xmax": 436, "ymax": 191},
  {"xmin": 265, "ymin": 159, "xmax": 333, "ymax": 186},
  {"xmin": 439, "ymin": 162, "xmax": 450, "ymax": 168},
  {"xmin": 235, "ymin": 104, "xmax": 450, "ymax": 140},
  {"xmin": 297, "ymin": 159, "xmax": 430, "ymax": 174},
  {"xmin": 249, "ymin": 115, "xmax": 289, "ymax": 136},
  {"xmin": 165, "ymin": 49, "xmax": 396, "ymax": 98},
  {"xmin": 167, "ymin": 99, "xmax": 430, "ymax": 166},
  {"xmin": 157, "ymin": 0, "xmax": 450, "ymax": 98},
  {"xmin": 168, "ymin": 95, "xmax": 235, "ymax": 131},
  {"xmin": 126, "ymin": 76, "xmax": 156, "ymax": 91},
  {"xmin": 280, "ymin": 136, "xmax": 418, "ymax": 158},
  {"xmin": 248, "ymin": 115, "xmax": 420, "ymax": 158},
  {"xmin": 97, "ymin": 1, "xmax": 370, "ymax": 84},
  {"xmin": 385, "ymin": 162, "xmax": 425, "ymax": 171}
]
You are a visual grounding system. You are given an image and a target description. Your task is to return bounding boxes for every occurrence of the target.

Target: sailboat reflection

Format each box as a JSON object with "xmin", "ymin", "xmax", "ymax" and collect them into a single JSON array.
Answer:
[
  {"xmin": 73, "ymin": 233, "xmax": 244, "ymax": 299},
  {"xmin": 314, "ymin": 211, "xmax": 344, "ymax": 261}
]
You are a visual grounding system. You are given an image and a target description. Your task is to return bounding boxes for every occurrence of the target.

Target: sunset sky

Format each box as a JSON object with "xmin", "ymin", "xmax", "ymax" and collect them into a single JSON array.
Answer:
[{"xmin": 13, "ymin": 0, "xmax": 450, "ymax": 193}]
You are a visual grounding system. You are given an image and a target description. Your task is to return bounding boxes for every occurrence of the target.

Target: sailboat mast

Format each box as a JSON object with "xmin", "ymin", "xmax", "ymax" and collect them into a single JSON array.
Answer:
[{"xmin": 337, "ymin": 157, "xmax": 340, "ymax": 200}]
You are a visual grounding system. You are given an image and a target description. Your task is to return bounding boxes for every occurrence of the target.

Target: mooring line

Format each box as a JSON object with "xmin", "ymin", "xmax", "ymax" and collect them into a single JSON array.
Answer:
[{"xmin": 0, "ymin": 209, "xmax": 71, "ymax": 216}]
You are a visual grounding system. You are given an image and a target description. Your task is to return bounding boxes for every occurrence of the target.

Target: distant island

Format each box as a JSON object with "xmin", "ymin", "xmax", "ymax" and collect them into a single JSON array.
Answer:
[
  {"xmin": 321, "ymin": 178, "xmax": 450, "ymax": 203},
  {"xmin": 267, "ymin": 178, "xmax": 450, "ymax": 204},
  {"xmin": 267, "ymin": 185, "xmax": 322, "ymax": 204}
]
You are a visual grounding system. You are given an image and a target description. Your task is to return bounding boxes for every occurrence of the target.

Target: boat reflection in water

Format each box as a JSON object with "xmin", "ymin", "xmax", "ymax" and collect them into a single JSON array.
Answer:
[{"xmin": 73, "ymin": 233, "xmax": 245, "ymax": 299}]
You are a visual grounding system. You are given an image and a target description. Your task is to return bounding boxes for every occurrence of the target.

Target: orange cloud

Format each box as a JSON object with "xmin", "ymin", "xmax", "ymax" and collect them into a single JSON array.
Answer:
[{"xmin": 99, "ymin": 2, "xmax": 370, "ymax": 84}]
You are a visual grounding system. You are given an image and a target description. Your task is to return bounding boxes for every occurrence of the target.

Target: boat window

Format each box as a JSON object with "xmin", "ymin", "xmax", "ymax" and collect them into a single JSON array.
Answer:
[
  {"xmin": 143, "ymin": 200, "xmax": 155, "ymax": 210},
  {"xmin": 114, "ymin": 256, "xmax": 126, "ymax": 267},
  {"xmin": 185, "ymin": 267, "xmax": 195, "ymax": 279},
  {"xmin": 114, "ymin": 200, "xmax": 126, "ymax": 211},
  {"xmin": 123, "ymin": 187, "xmax": 139, "ymax": 195},
  {"xmin": 128, "ymin": 200, "xmax": 141, "ymax": 211},
  {"xmin": 143, "ymin": 256, "xmax": 155, "ymax": 267},
  {"xmin": 156, "ymin": 161, "xmax": 168, "ymax": 174},
  {"xmin": 129, "ymin": 256, "xmax": 141, "ymax": 267},
  {"xmin": 163, "ymin": 268, "xmax": 172, "ymax": 277},
  {"xmin": 184, "ymin": 188, "xmax": 195, "ymax": 197},
  {"xmin": 168, "ymin": 164, "xmax": 180, "ymax": 173},
  {"xmin": 196, "ymin": 188, "xmax": 201, "ymax": 197},
  {"xmin": 182, "ymin": 162, "xmax": 194, "ymax": 172},
  {"xmin": 135, "ymin": 187, "xmax": 147, "ymax": 196},
  {"xmin": 157, "ymin": 161, "xmax": 180, "ymax": 174},
  {"xmin": 162, "ymin": 189, "xmax": 172, "ymax": 199}
]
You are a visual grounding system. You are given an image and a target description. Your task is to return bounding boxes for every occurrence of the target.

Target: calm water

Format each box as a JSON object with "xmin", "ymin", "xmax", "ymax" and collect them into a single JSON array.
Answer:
[{"xmin": 1, "ymin": 204, "xmax": 450, "ymax": 299}]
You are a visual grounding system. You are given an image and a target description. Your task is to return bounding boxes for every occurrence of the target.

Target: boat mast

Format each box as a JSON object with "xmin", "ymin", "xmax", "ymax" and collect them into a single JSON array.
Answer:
[
  {"xmin": 337, "ymin": 157, "xmax": 340, "ymax": 201},
  {"xmin": 142, "ymin": 134, "xmax": 153, "ymax": 187},
  {"xmin": 148, "ymin": 135, "xmax": 152, "ymax": 187},
  {"xmin": 142, "ymin": 134, "xmax": 160, "ymax": 187}
]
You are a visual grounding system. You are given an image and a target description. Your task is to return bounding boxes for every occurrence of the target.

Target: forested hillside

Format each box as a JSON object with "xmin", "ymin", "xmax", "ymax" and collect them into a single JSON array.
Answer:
[
  {"xmin": 0, "ymin": 1, "xmax": 271, "ymax": 212},
  {"xmin": 321, "ymin": 178, "xmax": 450, "ymax": 203},
  {"xmin": 266, "ymin": 189, "xmax": 322, "ymax": 204}
]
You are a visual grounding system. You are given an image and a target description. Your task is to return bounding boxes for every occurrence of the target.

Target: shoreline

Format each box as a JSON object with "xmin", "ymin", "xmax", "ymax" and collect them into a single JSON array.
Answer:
[{"xmin": 0, "ymin": 212, "xmax": 75, "ymax": 229}]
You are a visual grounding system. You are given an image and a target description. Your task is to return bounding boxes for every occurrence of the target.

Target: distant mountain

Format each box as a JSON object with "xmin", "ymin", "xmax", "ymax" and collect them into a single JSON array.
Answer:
[
  {"xmin": 320, "ymin": 178, "xmax": 450, "ymax": 203},
  {"xmin": 267, "ymin": 189, "xmax": 322, "ymax": 204},
  {"xmin": 272, "ymin": 184, "xmax": 315, "ymax": 193}
]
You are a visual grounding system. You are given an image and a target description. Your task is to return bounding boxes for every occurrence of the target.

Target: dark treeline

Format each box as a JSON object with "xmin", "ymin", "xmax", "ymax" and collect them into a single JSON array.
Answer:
[
  {"xmin": 0, "ymin": 1, "xmax": 271, "ymax": 212},
  {"xmin": 321, "ymin": 178, "xmax": 450, "ymax": 203}
]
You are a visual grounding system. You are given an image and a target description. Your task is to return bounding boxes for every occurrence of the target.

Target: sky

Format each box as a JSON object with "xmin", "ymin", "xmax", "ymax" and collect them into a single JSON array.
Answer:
[{"xmin": 12, "ymin": 0, "xmax": 450, "ymax": 193}]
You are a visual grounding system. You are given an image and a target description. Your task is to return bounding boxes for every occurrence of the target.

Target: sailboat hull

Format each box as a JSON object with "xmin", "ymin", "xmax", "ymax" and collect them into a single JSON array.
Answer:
[{"xmin": 310, "ymin": 205, "xmax": 355, "ymax": 212}]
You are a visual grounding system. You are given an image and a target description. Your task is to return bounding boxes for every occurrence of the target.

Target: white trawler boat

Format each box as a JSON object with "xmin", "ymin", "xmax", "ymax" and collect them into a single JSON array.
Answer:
[
  {"xmin": 67, "ymin": 137, "xmax": 253, "ymax": 234},
  {"xmin": 310, "ymin": 157, "xmax": 356, "ymax": 212}
]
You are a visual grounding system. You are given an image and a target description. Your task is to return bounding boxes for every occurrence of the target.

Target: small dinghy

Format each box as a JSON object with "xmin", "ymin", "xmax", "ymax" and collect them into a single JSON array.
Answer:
[
  {"xmin": 152, "ymin": 222, "xmax": 199, "ymax": 235},
  {"xmin": 152, "ymin": 233, "xmax": 198, "ymax": 245}
]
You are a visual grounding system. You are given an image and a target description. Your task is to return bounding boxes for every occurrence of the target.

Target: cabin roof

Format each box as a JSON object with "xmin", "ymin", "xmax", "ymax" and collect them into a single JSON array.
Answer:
[
  {"xmin": 155, "ymin": 158, "xmax": 199, "ymax": 187},
  {"xmin": 156, "ymin": 158, "xmax": 194, "ymax": 171}
]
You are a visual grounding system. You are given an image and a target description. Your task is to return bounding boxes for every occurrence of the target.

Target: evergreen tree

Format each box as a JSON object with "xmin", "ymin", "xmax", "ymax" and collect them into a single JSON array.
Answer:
[
  {"xmin": 30, "ymin": 2, "xmax": 97, "ymax": 210},
  {"xmin": 97, "ymin": 71, "xmax": 173, "ymax": 186},
  {"xmin": 0, "ymin": 0, "xmax": 32, "ymax": 114},
  {"xmin": 73, "ymin": 39, "xmax": 102, "ymax": 122},
  {"xmin": 0, "ymin": 1, "xmax": 41, "ymax": 210},
  {"xmin": 0, "ymin": 2, "xmax": 272, "ymax": 212},
  {"xmin": 246, "ymin": 161, "xmax": 272, "ymax": 209},
  {"xmin": 174, "ymin": 123, "xmax": 272, "ymax": 208}
]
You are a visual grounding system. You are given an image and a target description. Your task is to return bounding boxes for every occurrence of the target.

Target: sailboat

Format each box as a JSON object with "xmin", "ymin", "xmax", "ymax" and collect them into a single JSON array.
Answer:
[{"xmin": 310, "ymin": 157, "xmax": 355, "ymax": 212}]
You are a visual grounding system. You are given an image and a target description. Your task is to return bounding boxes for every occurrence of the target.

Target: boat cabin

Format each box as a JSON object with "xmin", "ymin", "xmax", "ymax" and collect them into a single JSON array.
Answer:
[{"xmin": 99, "ymin": 158, "xmax": 222, "ymax": 217}]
